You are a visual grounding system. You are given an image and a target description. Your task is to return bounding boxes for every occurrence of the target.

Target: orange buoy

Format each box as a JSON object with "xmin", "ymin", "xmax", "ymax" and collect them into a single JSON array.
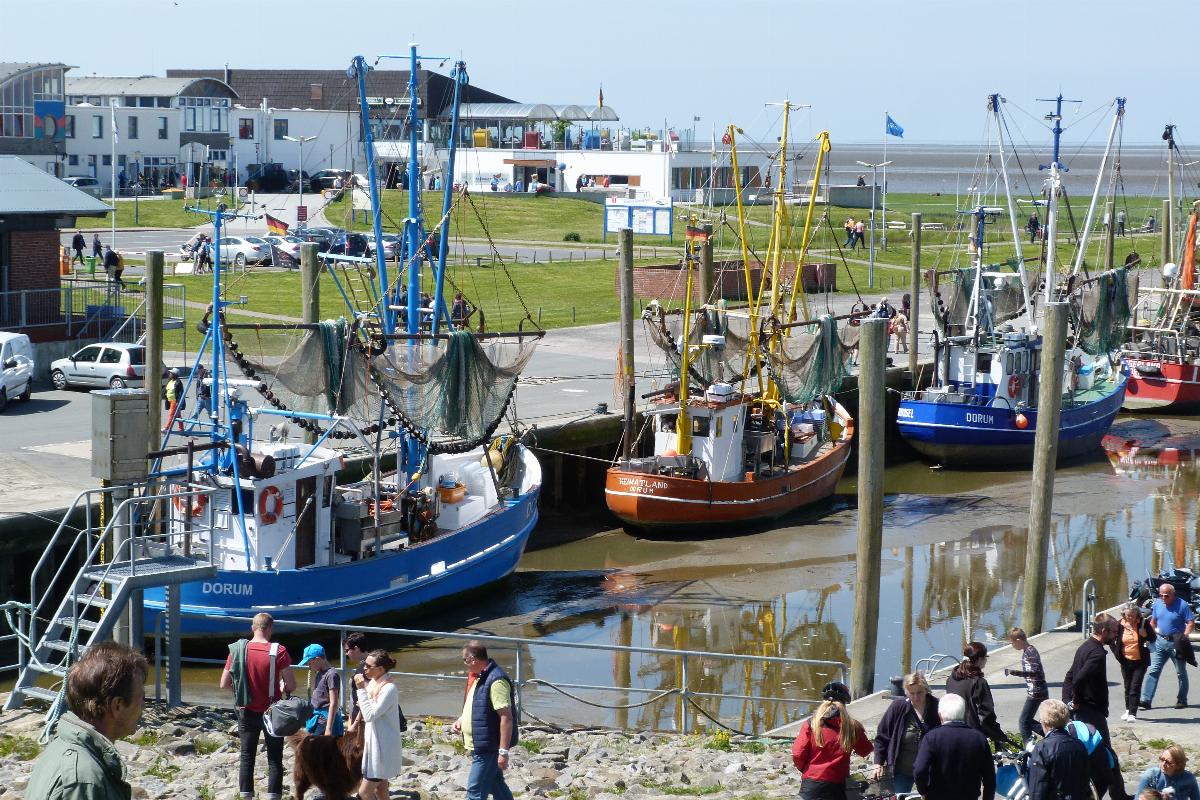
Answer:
[{"xmin": 1014, "ymin": 413, "xmax": 1029, "ymax": 430}]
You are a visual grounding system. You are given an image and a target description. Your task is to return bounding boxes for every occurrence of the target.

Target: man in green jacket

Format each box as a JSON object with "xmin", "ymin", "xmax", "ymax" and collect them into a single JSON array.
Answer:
[{"xmin": 26, "ymin": 641, "xmax": 148, "ymax": 800}]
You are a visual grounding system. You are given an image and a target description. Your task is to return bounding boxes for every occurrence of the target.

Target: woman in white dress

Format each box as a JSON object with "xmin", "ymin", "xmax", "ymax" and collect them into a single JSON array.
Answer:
[{"xmin": 354, "ymin": 650, "xmax": 402, "ymax": 800}]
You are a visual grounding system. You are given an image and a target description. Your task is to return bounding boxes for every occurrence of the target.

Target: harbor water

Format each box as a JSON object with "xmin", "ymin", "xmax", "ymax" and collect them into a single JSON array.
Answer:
[{"xmin": 165, "ymin": 416, "xmax": 1200, "ymax": 734}]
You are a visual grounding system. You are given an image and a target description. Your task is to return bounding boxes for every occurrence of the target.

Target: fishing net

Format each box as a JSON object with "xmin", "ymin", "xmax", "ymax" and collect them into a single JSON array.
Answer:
[
  {"xmin": 370, "ymin": 330, "xmax": 536, "ymax": 446},
  {"xmin": 1073, "ymin": 267, "xmax": 1137, "ymax": 355},
  {"xmin": 224, "ymin": 319, "xmax": 536, "ymax": 449},
  {"xmin": 930, "ymin": 264, "xmax": 1032, "ymax": 334},
  {"xmin": 769, "ymin": 315, "xmax": 854, "ymax": 405},
  {"xmin": 642, "ymin": 308, "xmax": 752, "ymax": 386}
]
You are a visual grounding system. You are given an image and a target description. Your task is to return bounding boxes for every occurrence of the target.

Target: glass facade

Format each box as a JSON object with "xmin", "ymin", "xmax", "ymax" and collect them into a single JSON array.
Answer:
[{"xmin": 0, "ymin": 66, "xmax": 65, "ymax": 139}]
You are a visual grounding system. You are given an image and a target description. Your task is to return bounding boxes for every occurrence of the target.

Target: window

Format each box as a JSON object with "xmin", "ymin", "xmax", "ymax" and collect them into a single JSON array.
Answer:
[
  {"xmin": 99, "ymin": 348, "xmax": 122, "ymax": 364},
  {"xmin": 138, "ymin": 96, "xmax": 154, "ymax": 108},
  {"xmin": 239, "ymin": 118, "xmax": 254, "ymax": 139},
  {"xmin": 157, "ymin": 116, "xmax": 168, "ymax": 139},
  {"xmin": 102, "ymin": 155, "xmax": 111, "ymax": 166},
  {"xmin": 92, "ymin": 115, "xmax": 102, "ymax": 138},
  {"xmin": 64, "ymin": 115, "xmax": 74, "ymax": 138},
  {"xmin": 73, "ymin": 345, "xmax": 102, "ymax": 363},
  {"xmin": 157, "ymin": 97, "xmax": 170, "ymax": 108},
  {"xmin": 68, "ymin": 154, "xmax": 78, "ymax": 166},
  {"xmin": 184, "ymin": 107, "xmax": 196, "ymax": 131},
  {"xmin": 691, "ymin": 416, "xmax": 710, "ymax": 437},
  {"xmin": 310, "ymin": 84, "xmax": 323, "ymax": 101},
  {"xmin": 122, "ymin": 96, "xmax": 136, "ymax": 107},
  {"xmin": 128, "ymin": 117, "xmax": 138, "ymax": 139},
  {"xmin": 273, "ymin": 118, "xmax": 288, "ymax": 140}
]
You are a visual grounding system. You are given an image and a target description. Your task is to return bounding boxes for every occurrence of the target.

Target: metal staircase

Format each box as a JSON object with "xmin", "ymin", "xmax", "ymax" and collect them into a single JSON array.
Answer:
[{"xmin": 4, "ymin": 483, "xmax": 218, "ymax": 714}]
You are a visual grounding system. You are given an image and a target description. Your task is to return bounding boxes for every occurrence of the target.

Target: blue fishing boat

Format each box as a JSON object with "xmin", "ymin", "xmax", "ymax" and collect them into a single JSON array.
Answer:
[
  {"xmin": 896, "ymin": 94, "xmax": 1130, "ymax": 467},
  {"xmin": 137, "ymin": 46, "xmax": 544, "ymax": 634}
]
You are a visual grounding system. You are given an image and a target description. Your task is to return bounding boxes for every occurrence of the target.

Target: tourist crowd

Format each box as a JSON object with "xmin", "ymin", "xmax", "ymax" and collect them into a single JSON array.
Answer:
[{"xmin": 20, "ymin": 601, "xmax": 1199, "ymax": 800}]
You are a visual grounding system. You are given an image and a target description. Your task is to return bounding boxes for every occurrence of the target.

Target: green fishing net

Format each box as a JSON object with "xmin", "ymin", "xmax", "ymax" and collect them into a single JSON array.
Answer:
[{"xmin": 1073, "ymin": 267, "xmax": 1137, "ymax": 355}]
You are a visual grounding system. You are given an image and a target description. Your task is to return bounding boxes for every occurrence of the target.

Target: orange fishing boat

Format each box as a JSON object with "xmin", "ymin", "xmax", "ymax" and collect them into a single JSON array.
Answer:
[{"xmin": 605, "ymin": 118, "xmax": 856, "ymax": 534}]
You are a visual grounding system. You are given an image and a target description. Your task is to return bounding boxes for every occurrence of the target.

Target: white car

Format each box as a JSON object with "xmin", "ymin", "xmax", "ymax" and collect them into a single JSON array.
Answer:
[
  {"xmin": 50, "ymin": 343, "xmax": 150, "ymax": 390},
  {"xmin": 214, "ymin": 236, "xmax": 271, "ymax": 267},
  {"xmin": 366, "ymin": 233, "xmax": 401, "ymax": 259},
  {"xmin": 63, "ymin": 176, "xmax": 104, "ymax": 199},
  {"xmin": 0, "ymin": 332, "xmax": 35, "ymax": 411},
  {"xmin": 263, "ymin": 234, "xmax": 304, "ymax": 260}
]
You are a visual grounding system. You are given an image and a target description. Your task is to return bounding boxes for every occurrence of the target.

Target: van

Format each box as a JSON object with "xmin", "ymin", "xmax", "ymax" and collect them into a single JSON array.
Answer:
[
  {"xmin": 0, "ymin": 332, "xmax": 35, "ymax": 411},
  {"xmin": 63, "ymin": 176, "xmax": 104, "ymax": 199}
]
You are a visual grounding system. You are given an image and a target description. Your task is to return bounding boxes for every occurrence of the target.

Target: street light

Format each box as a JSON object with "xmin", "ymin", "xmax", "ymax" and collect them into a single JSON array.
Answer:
[
  {"xmin": 283, "ymin": 134, "xmax": 316, "ymax": 228},
  {"xmin": 856, "ymin": 160, "xmax": 892, "ymax": 288}
]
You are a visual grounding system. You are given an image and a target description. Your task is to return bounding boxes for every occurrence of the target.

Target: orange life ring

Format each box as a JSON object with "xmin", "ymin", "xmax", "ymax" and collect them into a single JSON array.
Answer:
[
  {"xmin": 258, "ymin": 485, "xmax": 284, "ymax": 525},
  {"xmin": 173, "ymin": 493, "xmax": 208, "ymax": 518},
  {"xmin": 1007, "ymin": 375, "xmax": 1022, "ymax": 396}
]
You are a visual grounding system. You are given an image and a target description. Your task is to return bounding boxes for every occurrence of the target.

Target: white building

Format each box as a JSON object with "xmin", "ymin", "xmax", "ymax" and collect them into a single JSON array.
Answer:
[{"xmin": 228, "ymin": 104, "xmax": 361, "ymax": 183}]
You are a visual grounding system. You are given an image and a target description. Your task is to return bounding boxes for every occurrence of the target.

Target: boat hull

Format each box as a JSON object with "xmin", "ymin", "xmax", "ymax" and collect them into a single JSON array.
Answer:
[
  {"xmin": 604, "ymin": 441, "xmax": 851, "ymax": 534},
  {"xmin": 1122, "ymin": 359, "xmax": 1200, "ymax": 413},
  {"xmin": 896, "ymin": 371, "xmax": 1128, "ymax": 467},
  {"xmin": 142, "ymin": 490, "xmax": 539, "ymax": 636}
]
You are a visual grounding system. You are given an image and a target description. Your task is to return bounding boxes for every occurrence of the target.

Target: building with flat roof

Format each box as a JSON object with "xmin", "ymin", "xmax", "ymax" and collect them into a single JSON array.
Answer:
[
  {"xmin": 0, "ymin": 63, "xmax": 70, "ymax": 173},
  {"xmin": 63, "ymin": 74, "xmax": 238, "ymax": 190}
]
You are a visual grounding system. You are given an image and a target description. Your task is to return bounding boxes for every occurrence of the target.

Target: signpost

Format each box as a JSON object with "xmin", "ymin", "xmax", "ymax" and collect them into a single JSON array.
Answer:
[
  {"xmin": 297, "ymin": 205, "xmax": 308, "ymax": 223},
  {"xmin": 603, "ymin": 196, "xmax": 673, "ymax": 242}
]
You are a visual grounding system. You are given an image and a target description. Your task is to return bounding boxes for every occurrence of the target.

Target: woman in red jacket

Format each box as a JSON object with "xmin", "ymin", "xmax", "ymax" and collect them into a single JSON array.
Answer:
[{"xmin": 792, "ymin": 682, "xmax": 873, "ymax": 799}]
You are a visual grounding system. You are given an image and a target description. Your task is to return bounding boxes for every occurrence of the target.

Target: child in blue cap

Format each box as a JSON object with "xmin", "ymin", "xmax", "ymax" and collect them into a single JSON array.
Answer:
[{"xmin": 298, "ymin": 643, "xmax": 344, "ymax": 736}]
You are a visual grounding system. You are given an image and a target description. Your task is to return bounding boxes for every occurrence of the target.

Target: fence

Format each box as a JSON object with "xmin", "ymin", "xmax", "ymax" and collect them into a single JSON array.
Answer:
[
  {"xmin": 0, "ymin": 279, "xmax": 187, "ymax": 343},
  {"xmin": 159, "ymin": 613, "xmax": 847, "ymax": 736}
]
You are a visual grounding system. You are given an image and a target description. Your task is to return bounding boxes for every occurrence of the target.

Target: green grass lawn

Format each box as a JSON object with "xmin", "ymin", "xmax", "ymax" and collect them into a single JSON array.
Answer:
[{"xmin": 73, "ymin": 197, "xmax": 243, "ymax": 230}]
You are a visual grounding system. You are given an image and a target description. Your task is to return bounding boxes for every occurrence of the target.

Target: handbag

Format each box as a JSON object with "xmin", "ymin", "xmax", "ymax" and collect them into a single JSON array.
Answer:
[{"xmin": 260, "ymin": 643, "xmax": 313, "ymax": 737}]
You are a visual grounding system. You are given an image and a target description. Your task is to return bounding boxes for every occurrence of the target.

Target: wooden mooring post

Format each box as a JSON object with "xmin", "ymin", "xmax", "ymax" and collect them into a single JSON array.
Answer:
[
  {"xmin": 618, "ymin": 229, "xmax": 636, "ymax": 460},
  {"xmin": 909, "ymin": 213, "xmax": 921, "ymax": 377}
]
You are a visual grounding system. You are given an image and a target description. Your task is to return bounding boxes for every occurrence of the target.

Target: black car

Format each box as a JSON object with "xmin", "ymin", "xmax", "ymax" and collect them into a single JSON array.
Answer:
[
  {"xmin": 310, "ymin": 169, "xmax": 353, "ymax": 191},
  {"xmin": 296, "ymin": 227, "xmax": 343, "ymax": 253},
  {"xmin": 287, "ymin": 169, "xmax": 312, "ymax": 192},
  {"xmin": 328, "ymin": 232, "xmax": 369, "ymax": 259},
  {"xmin": 245, "ymin": 162, "xmax": 291, "ymax": 193}
]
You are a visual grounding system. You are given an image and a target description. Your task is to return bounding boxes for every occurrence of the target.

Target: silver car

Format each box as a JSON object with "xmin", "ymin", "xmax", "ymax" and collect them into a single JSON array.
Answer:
[
  {"xmin": 63, "ymin": 176, "xmax": 105, "ymax": 199},
  {"xmin": 215, "ymin": 236, "xmax": 271, "ymax": 267},
  {"xmin": 50, "ymin": 343, "xmax": 148, "ymax": 390}
]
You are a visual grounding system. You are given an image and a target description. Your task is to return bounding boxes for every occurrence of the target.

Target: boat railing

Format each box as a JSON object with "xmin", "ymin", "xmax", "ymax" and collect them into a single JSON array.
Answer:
[
  {"xmin": 899, "ymin": 389, "xmax": 1015, "ymax": 412},
  {"xmin": 27, "ymin": 482, "xmax": 219, "ymax": 650},
  {"xmin": 159, "ymin": 612, "xmax": 848, "ymax": 735},
  {"xmin": 912, "ymin": 653, "xmax": 961, "ymax": 679}
]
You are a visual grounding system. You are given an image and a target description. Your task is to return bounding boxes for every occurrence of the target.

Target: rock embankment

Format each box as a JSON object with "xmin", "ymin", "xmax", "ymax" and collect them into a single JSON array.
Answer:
[{"xmin": 0, "ymin": 699, "xmax": 1186, "ymax": 799}]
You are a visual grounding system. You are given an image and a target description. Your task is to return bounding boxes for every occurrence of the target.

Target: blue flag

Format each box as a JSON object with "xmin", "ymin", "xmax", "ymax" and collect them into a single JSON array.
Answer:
[{"xmin": 886, "ymin": 115, "xmax": 904, "ymax": 138}]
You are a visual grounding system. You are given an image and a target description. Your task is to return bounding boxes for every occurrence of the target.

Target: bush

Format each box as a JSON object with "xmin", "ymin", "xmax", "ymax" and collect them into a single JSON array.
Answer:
[{"xmin": 563, "ymin": 232, "xmax": 582, "ymax": 242}]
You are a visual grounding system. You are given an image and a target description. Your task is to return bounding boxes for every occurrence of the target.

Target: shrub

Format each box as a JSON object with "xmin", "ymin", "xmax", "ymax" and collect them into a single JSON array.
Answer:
[{"xmin": 563, "ymin": 232, "xmax": 582, "ymax": 242}]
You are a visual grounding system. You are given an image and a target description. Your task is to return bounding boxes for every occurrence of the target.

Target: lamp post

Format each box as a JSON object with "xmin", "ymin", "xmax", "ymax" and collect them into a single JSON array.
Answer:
[
  {"xmin": 283, "ymin": 134, "xmax": 316, "ymax": 227},
  {"xmin": 132, "ymin": 150, "xmax": 142, "ymax": 225},
  {"xmin": 856, "ymin": 160, "xmax": 892, "ymax": 288}
]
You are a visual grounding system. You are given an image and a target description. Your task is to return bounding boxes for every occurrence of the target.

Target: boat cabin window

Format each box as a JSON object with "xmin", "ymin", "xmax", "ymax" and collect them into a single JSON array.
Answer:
[
  {"xmin": 976, "ymin": 353, "xmax": 992, "ymax": 373},
  {"xmin": 660, "ymin": 414, "xmax": 677, "ymax": 432},
  {"xmin": 692, "ymin": 416, "xmax": 710, "ymax": 437},
  {"xmin": 1004, "ymin": 352, "xmax": 1014, "ymax": 374},
  {"xmin": 715, "ymin": 416, "xmax": 723, "ymax": 437}
]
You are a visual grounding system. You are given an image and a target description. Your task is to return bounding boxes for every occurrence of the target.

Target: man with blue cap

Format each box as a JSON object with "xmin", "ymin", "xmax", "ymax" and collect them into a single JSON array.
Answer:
[{"xmin": 298, "ymin": 644, "xmax": 343, "ymax": 736}]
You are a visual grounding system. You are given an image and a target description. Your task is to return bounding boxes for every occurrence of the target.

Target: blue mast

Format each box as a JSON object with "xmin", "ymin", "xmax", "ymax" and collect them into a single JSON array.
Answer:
[
  {"xmin": 431, "ymin": 60, "xmax": 467, "ymax": 335},
  {"xmin": 349, "ymin": 55, "xmax": 392, "ymax": 333},
  {"xmin": 1037, "ymin": 93, "xmax": 1081, "ymax": 173},
  {"xmin": 404, "ymin": 44, "xmax": 423, "ymax": 338}
]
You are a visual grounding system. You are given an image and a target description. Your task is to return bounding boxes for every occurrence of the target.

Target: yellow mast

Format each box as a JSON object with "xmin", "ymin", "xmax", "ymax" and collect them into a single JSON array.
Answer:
[
  {"xmin": 674, "ymin": 245, "xmax": 697, "ymax": 455},
  {"xmin": 784, "ymin": 131, "xmax": 832, "ymax": 326},
  {"xmin": 729, "ymin": 127, "xmax": 767, "ymax": 400}
]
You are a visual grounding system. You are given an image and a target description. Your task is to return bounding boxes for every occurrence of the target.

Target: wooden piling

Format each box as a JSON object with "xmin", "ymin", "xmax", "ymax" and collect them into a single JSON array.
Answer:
[
  {"xmin": 301, "ymin": 242, "xmax": 320, "ymax": 444},
  {"xmin": 698, "ymin": 232, "xmax": 715, "ymax": 304},
  {"xmin": 851, "ymin": 317, "xmax": 887, "ymax": 698},
  {"xmin": 1163, "ymin": 199, "xmax": 1172, "ymax": 266},
  {"xmin": 619, "ymin": 229, "xmax": 636, "ymax": 460},
  {"xmin": 909, "ymin": 213, "xmax": 921, "ymax": 377},
  {"xmin": 145, "ymin": 251, "xmax": 164, "ymax": 447},
  {"xmin": 1021, "ymin": 302, "xmax": 1068, "ymax": 635}
]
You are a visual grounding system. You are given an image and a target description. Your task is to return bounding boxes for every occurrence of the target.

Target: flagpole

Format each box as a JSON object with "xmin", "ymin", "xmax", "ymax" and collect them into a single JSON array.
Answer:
[
  {"xmin": 110, "ymin": 100, "xmax": 117, "ymax": 249},
  {"xmin": 882, "ymin": 110, "xmax": 887, "ymax": 250}
]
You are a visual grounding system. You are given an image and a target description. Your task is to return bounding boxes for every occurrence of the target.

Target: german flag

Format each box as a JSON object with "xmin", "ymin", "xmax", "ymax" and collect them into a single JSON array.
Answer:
[
  {"xmin": 685, "ymin": 224, "xmax": 711, "ymax": 242},
  {"xmin": 265, "ymin": 213, "xmax": 289, "ymax": 236}
]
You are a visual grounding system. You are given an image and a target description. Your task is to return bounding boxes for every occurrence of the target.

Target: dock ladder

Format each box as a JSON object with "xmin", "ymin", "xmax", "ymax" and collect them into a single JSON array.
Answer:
[{"xmin": 4, "ymin": 483, "xmax": 218, "ymax": 720}]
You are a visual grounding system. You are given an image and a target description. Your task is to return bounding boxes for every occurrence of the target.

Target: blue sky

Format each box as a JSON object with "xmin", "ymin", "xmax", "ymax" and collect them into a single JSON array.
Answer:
[{"xmin": 5, "ymin": 0, "xmax": 1197, "ymax": 145}]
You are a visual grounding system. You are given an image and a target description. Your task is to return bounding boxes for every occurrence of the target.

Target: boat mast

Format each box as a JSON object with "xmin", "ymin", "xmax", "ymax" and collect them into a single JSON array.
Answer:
[
  {"xmin": 349, "ymin": 55, "xmax": 392, "ymax": 333},
  {"xmin": 430, "ymin": 60, "xmax": 467, "ymax": 335},
  {"xmin": 1071, "ymin": 98, "xmax": 1126, "ymax": 277},
  {"xmin": 784, "ymin": 131, "xmax": 831, "ymax": 326},
  {"xmin": 727, "ymin": 126, "xmax": 767, "ymax": 400},
  {"xmin": 675, "ymin": 249, "xmax": 697, "ymax": 456},
  {"xmin": 988, "ymin": 93, "xmax": 1033, "ymax": 327},
  {"xmin": 1037, "ymin": 93, "xmax": 1081, "ymax": 303},
  {"xmin": 1166, "ymin": 124, "xmax": 1177, "ymax": 266},
  {"xmin": 404, "ymin": 44, "xmax": 424, "ymax": 338},
  {"xmin": 965, "ymin": 206, "xmax": 987, "ymax": 339}
]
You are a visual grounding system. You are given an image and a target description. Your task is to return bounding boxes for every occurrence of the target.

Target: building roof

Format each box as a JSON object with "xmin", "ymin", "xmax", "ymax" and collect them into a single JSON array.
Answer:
[
  {"xmin": 0, "ymin": 157, "xmax": 111, "ymax": 216},
  {"xmin": 0, "ymin": 62, "xmax": 70, "ymax": 84},
  {"xmin": 550, "ymin": 105, "xmax": 590, "ymax": 121},
  {"xmin": 585, "ymin": 105, "xmax": 620, "ymax": 122},
  {"xmin": 66, "ymin": 75, "xmax": 236, "ymax": 98},
  {"xmin": 460, "ymin": 103, "xmax": 559, "ymax": 121},
  {"xmin": 167, "ymin": 68, "xmax": 513, "ymax": 115}
]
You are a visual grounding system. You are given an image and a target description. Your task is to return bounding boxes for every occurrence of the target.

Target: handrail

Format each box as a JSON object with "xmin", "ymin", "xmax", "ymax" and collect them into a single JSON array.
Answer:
[
  {"xmin": 170, "ymin": 611, "xmax": 846, "ymax": 735},
  {"xmin": 913, "ymin": 653, "xmax": 960, "ymax": 679},
  {"xmin": 1081, "ymin": 577, "xmax": 1098, "ymax": 640}
]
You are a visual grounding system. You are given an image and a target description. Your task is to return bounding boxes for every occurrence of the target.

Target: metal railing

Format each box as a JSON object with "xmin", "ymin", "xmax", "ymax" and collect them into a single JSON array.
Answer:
[
  {"xmin": 0, "ymin": 280, "xmax": 187, "ymax": 342},
  {"xmin": 1081, "ymin": 578, "xmax": 1098, "ymax": 640},
  {"xmin": 0, "ymin": 601, "xmax": 29, "ymax": 676},
  {"xmin": 159, "ymin": 613, "xmax": 847, "ymax": 735},
  {"xmin": 913, "ymin": 653, "xmax": 961, "ymax": 680}
]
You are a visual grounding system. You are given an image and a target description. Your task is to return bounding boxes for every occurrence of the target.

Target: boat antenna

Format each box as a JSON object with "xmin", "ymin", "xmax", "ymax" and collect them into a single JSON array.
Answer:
[{"xmin": 1036, "ymin": 93, "xmax": 1082, "ymax": 302}]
